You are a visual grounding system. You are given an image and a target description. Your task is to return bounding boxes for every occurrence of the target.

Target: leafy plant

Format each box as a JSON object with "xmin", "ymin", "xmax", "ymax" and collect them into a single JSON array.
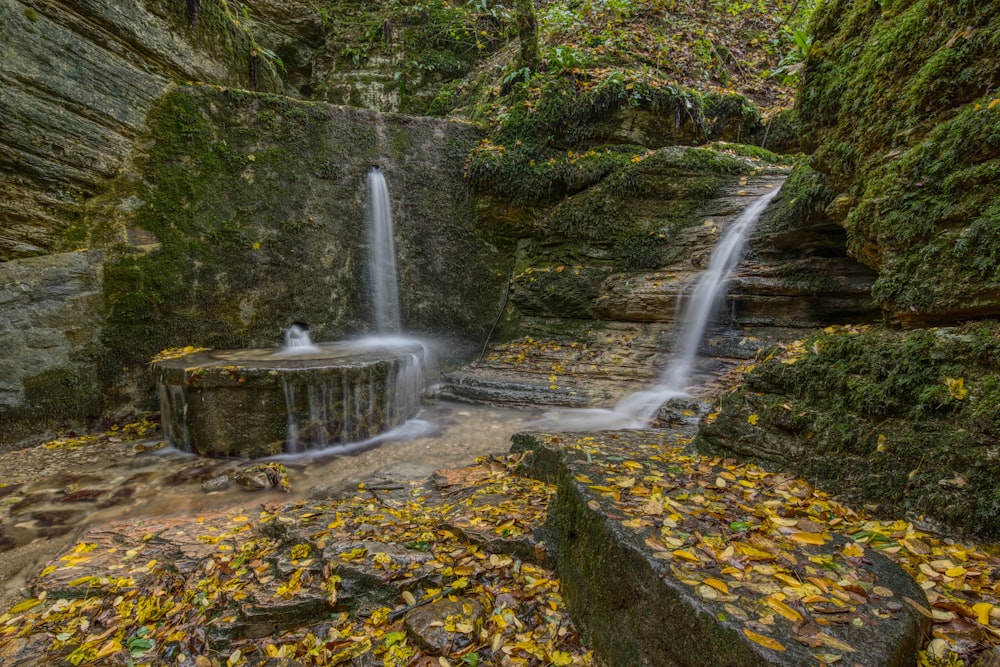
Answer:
[{"xmin": 770, "ymin": 28, "xmax": 813, "ymax": 84}]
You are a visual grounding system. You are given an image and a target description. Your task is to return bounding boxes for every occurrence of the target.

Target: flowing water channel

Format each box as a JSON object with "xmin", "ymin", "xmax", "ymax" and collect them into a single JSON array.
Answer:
[
  {"xmin": 534, "ymin": 185, "xmax": 782, "ymax": 431},
  {"xmin": 0, "ymin": 400, "xmax": 542, "ymax": 611}
]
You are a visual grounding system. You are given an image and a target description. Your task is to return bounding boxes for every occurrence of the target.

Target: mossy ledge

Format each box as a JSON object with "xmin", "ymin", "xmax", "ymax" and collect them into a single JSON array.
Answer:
[
  {"xmin": 511, "ymin": 431, "xmax": 928, "ymax": 666},
  {"xmin": 697, "ymin": 321, "xmax": 1000, "ymax": 540}
]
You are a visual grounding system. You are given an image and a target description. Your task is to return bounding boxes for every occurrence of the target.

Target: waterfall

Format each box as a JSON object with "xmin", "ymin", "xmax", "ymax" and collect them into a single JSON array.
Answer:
[
  {"xmin": 365, "ymin": 167, "xmax": 402, "ymax": 334},
  {"xmin": 535, "ymin": 185, "xmax": 782, "ymax": 431}
]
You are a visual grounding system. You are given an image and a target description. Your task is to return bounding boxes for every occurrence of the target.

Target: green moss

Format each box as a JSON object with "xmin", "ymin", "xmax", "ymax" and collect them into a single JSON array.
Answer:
[
  {"xmin": 703, "ymin": 92, "xmax": 761, "ymax": 143},
  {"xmin": 763, "ymin": 159, "xmax": 832, "ymax": 233},
  {"xmin": 754, "ymin": 108, "xmax": 800, "ymax": 154},
  {"xmin": 20, "ymin": 366, "xmax": 100, "ymax": 429},
  {"xmin": 23, "ymin": 7, "xmax": 38, "ymax": 21},
  {"xmin": 798, "ymin": 0, "xmax": 1000, "ymax": 317},
  {"xmin": 698, "ymin": 322, "xmax": 1000, "ymax": 539},
  {"xmin": 466, "ymin": 141, "xmax": 642, "ymax": 205},
  {"xmin": 97, "ymin": 86, "xmax": 354, "ymax": 405}
]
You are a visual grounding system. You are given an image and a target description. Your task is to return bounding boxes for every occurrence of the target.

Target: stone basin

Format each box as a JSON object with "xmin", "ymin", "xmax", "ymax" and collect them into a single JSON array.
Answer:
[{"xmin": 155, "ymin": 339, "xmax": 426, "ymax": 458}]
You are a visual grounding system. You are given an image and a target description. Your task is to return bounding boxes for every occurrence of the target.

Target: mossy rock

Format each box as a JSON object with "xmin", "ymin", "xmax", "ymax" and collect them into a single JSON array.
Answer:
[
  {"xmin": 797, "ymin": 0, "xmax": 1000, "ymax": 319},
  {"xmin": 697, "ymin": 322, "xmax": 1000, "ymax": 540}
]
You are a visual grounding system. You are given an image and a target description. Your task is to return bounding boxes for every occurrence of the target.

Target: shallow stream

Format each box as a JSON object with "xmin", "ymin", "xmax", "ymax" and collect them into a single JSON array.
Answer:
[{"xmin": 0, "ymin": 400, "xmax": 541, "ymax": 611}]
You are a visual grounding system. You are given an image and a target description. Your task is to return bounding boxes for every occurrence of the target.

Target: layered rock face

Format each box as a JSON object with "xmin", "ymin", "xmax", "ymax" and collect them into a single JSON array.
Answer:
[
  {"xmin": 0, "ymin": 0, "xmax": 513, "ymax": 445},
  {"xmin": 444, "ymin": 149, "xmax": 879, "ymax": 409},
  {"xmin": 798, "ymin": 0, "xmax": 1000, "ymax": 322},
  {"xmin": 93, "ymin": 85, "xmax": 505, "ymax": 419},
  {"xmin": 0, "ymin": 0, "xmax": 280, "ymax": 261}
]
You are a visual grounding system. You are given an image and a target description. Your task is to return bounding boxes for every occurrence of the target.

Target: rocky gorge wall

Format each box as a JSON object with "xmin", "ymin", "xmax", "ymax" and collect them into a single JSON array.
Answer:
[
  {"xmin": 0, "ymin": 0, "xmax": 513, "ymax": 446},
  {"xmin": 0, "ymin": 0, "xmax": 283, "ymax": 262},
  {"xmin": 0, "ymin": 82, "xmax": 507, "ymax": 446},
  {"xmin": 691, "ymin": 0, "xmax": 1000, "ymax": 540},
  {"xmin": 94, "ymin": 85, "xmax": 504, "ymax": 413},
  {"xmin": 797, "ymin": 0, "xmax": 1000, "ymax": 322}
]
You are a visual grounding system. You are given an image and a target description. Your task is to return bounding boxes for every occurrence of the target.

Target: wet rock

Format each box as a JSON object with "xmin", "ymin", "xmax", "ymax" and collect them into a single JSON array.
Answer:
[
  {"xmin": 201, "ymin": 475, "xmax": 231, "ymax": 492},
  {"xmin": 96, "ymin": 486, "xmax": 136, "ymax": 509},
  {"xmin": 404, "ymin": 597, "xmax": 485, "ymax": 653},
  {"xmin": 59, "ymin": 489, "xmax": 104, "ymax": 503},
  {"xmin": 234, "ymin": 464, "xmax": 289, "ymax": 492}
]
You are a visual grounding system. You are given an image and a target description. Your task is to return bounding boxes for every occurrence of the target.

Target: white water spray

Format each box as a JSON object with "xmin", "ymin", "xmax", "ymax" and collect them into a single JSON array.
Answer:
[
  {"xmin": 365, "ymin": 167, "xmax": 402, "ymax": 334},
  {"xmin": 535, "ymin": 185, "xmax": 782, "ymax": 431},
  {"xmin": 279, "ymin": 322, "xmax": 320, "ymax": 355}
]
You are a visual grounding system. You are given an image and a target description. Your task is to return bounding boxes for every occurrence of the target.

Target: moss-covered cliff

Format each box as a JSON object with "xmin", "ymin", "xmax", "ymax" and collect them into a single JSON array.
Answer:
[
  {"xmin": 0, "ymin": 0, "xmax": 282, "ymax": 262},
  {"xmin": 798, "ymin": 0, "xmax": 1000, "ymax": 321}
]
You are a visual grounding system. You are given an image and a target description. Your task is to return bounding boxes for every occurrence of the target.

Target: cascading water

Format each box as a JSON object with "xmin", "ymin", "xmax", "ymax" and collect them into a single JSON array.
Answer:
[
  {"xmin": 365, "ymin": 167, "xmax": 402, "ymax": 334},
  {"xmin": 279, "ymin": 322, "xmax": 320, "ymax": 355},
  {"xmin": 535, "ymin": 185, "xmax": 783, "ymax": 431},
  {"xmin": 155, "ymin": 171, "xmax": 432, "ymax": 459}
]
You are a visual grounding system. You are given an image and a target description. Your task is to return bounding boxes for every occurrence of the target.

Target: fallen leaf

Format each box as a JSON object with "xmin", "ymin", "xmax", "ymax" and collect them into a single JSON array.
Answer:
[{"xmin": 743, "ymin": 627, "xmax": 786, "ymax": 651}]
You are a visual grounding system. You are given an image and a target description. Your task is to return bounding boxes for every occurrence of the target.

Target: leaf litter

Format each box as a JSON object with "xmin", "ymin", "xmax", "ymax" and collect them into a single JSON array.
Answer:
[{"xmin": 0, "ymin": 425, "xmax": 998, "ymax": 665}]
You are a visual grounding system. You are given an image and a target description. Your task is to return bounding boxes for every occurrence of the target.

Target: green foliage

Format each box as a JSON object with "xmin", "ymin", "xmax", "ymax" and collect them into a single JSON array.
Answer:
[{"xmin": 466, "ymin": 140, "xmax": 641, "ymax": 204}]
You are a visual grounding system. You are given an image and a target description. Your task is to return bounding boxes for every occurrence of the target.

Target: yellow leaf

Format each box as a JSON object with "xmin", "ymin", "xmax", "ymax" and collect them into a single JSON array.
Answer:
[
  {"xmin": 876, "ymin": 434, "xmax": 887, "ymax": 453},
  {"xmin": 773, "ymin": 573, "xmax": 802, "ymax": 588},
  {"xmin": 989, "ymin": 98, "xmax": 1000, "ymax": 110},
  {"xmin": 945, "ymin": 566, "xmax": 967, "ymax": 577},
  {"xmin": 770, "ymin": 516, "xmax": 799, "ymax": 527},
  {"xmin": 95, "ymin": 639, "xmax": 124, "ymax": 659},
  {"xmin": 703, "ymin": 578, "xmax": 729, "ymax": 595},
  {"xmin": 842, "ymin": 543, "xmax": 864, "ymax": 558},
  {"xmin": 672, "ymin": 549, "xmax": 701, "ymax": 563},
  {"xmin": 945, "ymin": 377, "xmax": 968, "ymax": 400},
  {"xmin": 742, "ymin": 627, "xmax": 786, "ymax": 651},
  {"xmin": 816, "ymin": 632, "xmax": 855, "ymax": 652},
  {"xmin": 747, "ymin": 414, "xmax": 759, "ymax": 425},
  {"xmin": 789, "ymin": 532, "xmax": 827, "ymax": 546},
  {"xmin": 9, "ymin": 598, "xmax": 42, "ymax": 614},
  {"xmin": 973, "ymin": 602, "xmax": 993, "ymax": 624},
  {"xmin": 767, "ymin": 595, "xmax": 802, "ymax": 622},
  {"xmin": 550, "ymin": 651, "xmax": 574, "ymax": 666}
]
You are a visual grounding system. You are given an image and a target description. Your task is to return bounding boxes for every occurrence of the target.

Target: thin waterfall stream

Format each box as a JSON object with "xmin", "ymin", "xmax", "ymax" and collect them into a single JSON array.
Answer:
[
  {"xmin": 366, "ymin": 167, "xmax": 402, "ymax": 334},
  {"xmin": 535, "ymin": 185, "xmax": 783, "ymax": 431}
]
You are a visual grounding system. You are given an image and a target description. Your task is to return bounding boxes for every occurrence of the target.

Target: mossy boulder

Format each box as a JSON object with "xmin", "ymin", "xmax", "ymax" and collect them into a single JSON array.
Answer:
[
  {"xmin": 697, "ymin": 322, "xmax": 1000, "ymax": 540},
  {"xmin": 513, "ymin": 431, "xmax": 929, "ymax": 667},
  {"xmin": 797, "ymin": 0, "xmax": 1000, "ymax": 320}
]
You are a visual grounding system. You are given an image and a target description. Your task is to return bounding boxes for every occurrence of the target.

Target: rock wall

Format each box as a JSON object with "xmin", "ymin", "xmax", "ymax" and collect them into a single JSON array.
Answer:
[
  {"xmin": 798, "ymin": 0, "xmax": 1000, "ymax": 322},
  {"xmin": 0, "ymin": 81, "xmax": 508, "ymax": 445},
  {"xmin": 0, "ymin": 250, "xmax": 103, "ymax": 446},
  {"xmin": 93, "ymin": 85, "xmax": 505, "ymax": 415},
  {"xmin": 0, "ymin": 0, "xmax": 282, "ymax": 261},
  {"xmin": 444, "ymin": 149, "xmax": 880, "ymax": 408}
]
